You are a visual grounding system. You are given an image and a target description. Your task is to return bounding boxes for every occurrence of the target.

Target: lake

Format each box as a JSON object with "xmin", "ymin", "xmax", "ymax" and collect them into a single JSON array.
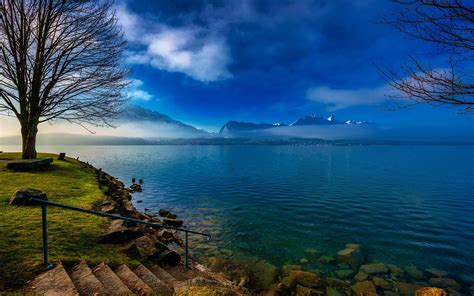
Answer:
[{"xmin": 2, "ymin": 145, "xmax": 473, "ymax": 284}]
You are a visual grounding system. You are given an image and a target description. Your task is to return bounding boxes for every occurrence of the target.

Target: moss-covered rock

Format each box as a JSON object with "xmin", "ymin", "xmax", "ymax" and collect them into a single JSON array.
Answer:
[
  {"xmin": 282, "ymin": 270, "xmax": 321, "ymax": 289},
  {"xmin": 360, "ymin": 263, "xmax": 389, "ymax": 274},
  {"xmin": 351, "ymin": 280, "xmax": 377, "ymax": 296}
]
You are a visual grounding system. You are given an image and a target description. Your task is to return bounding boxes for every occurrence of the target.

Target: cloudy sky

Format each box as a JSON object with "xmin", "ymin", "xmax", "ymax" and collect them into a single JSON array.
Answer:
[
  {"xmin": 113, "ymin": 0, "xmax": 472, "ymax": 132},
  {"xmin": 1, "ymin": 0, "xmax": 472, "ymax": 137}
]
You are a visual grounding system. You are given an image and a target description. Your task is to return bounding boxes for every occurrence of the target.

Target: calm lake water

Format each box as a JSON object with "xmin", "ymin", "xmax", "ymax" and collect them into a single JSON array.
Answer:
[{"xmin": 3, "ymin": 145, "xmax": 474, "ymax": 282}]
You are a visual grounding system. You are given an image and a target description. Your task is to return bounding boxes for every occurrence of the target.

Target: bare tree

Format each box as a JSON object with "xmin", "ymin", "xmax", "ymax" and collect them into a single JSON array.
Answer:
[
  {"xmin": 380, "ymin": 0, "xmax": 474, "ymax": 113},
  {"xmin": 0, "ymin": 0, "xmax": 128, "ymax": 159}
]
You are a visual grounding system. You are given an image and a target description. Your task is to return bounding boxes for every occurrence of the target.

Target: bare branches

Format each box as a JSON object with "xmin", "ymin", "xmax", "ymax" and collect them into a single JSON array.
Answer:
[
  {"xmin": 381, "ymin": 0, "xmax": 474, "ymax": 112},
  {"xmin": 0, "ymin": 0, "xmax": 129, "ymax": 127}
]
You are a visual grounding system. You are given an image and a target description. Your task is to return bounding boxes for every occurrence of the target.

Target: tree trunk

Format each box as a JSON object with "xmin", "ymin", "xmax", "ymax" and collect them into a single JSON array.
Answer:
[{"xmin": 21, "ymin": 122, "xmax": 39, "ymax": 159}]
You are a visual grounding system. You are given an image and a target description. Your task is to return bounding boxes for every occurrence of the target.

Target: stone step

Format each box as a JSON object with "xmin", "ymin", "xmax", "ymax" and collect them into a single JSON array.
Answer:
[
  {"xmin": 92, "ymin": 263, "xmax": 132, "ymax": 296},
  {"xmin": 69, "ymin": 260, "xmax": 106, "ymax": 296},
  {"xmin": 28, "ymin": 262, "xmax": 78, "ymax": 296},
  {"xmin": 133, "ymin": 264, "xmax": 172, "ymax": 295},
  {"xmin": 114, "ymin": 264, "xmax": 152, "ymax": 296},
  {"xmin": 163, "ymin": 265, "xmax": 192, "ymax": 281},
  {"xmin": 150, "ymin": 265, "xmax": 181, "ymax": 288}
]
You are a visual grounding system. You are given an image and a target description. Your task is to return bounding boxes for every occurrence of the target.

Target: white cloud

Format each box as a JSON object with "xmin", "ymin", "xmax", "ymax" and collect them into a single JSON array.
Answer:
[
  {"xmin": 306, "ymin": 85, "xmax": 391, "ymax": 111},
  {"xmin": 126, "ymin": 79, "xmax": 153, "ymax": 101},
  {"xmin": 116, "ymin": 5, "xmax": 232, "ymax": 82}
]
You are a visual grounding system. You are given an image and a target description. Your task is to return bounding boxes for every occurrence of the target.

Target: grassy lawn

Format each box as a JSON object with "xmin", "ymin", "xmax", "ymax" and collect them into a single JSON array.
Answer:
[{"xmin": 0, "ymin": 152, "xmax": 137, "ymax": 290}]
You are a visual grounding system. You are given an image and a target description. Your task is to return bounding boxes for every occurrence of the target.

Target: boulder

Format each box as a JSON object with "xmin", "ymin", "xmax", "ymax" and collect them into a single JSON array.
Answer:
[
  {"xmin": 393, "ymin": 282, "xmax": 423, "ymax": 296},
  {"xmin": 284, "ymin": 271, "xmax": 321, "ymax": 289},
  {"xmin": 129, "ymin": 184, "xmax": 142, "ymax": 193},
  {"xmin": 325, "ymin": 287, "xmax": 343, "ymax": 296},
  {"xmin": 360, "ymin": 263, "xmax": 389, "ymax": 275},
  {"xmin": 406, "ymin": 266, "xmax": 425, "ymax": 280},
  {"xmin": 158, "ymin": 209, "xmax": 177, "ymax": 219},
  {"xmin": 350, "ymin": 280, "xmax": 377, "ymax": 296},
  {"xmin": 317, "ymin": 255, "xmax": 334, "ymax": 264},
  {"xmin": 354, "ymin": 271, "xmax": 368, "ymax": 281},
  {"xmin": 282, "ymin": 264, "xmax": 302, "ymax": 276},
  {"xmin": 97, "ymin": 220, "xmax": 144, "ymax": 244},
  {"xmin": 9, "ymin": 188, "xmax": 47, "ymax": 206},
  {"xmin": 428, "ymin": 278, "xmax": 461, "ymax": 291},
  {"xmin": 415, "ymin": 287, "xmax": 447, "ymax": 296},
  {"xmin": 337, "ymin": 248, "xmax": 364, "ymax": 267},
  {"xmin": 163, "ymin": 218, "xmax": 184, "ymax": 228},
  {"xmin": 295, "ymin": 284, "xmax": 318, "ymax": 296},
  {"xmin": 425, "ymin": 268, "xmax": 448, "ymax": 278},
  {"xmin": 372, "ymin": 276, "xmax": 391, "ymax": 289},
  {"xmin": 6, "ymin": 158, "xmax": 53, "ymax": 171}
]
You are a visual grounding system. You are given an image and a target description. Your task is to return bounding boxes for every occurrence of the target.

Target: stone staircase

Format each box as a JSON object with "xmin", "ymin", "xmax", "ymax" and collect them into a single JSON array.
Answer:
[{"xmin": 28, "ymin": 260, "xmax": 250, "ymax": 295}]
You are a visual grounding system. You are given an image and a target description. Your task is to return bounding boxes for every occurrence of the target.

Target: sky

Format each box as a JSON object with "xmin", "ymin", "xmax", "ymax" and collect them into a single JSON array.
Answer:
[
  {"xmin": 112, "ymin": 0, "xmax": 473, "ymax": 132},
  {"xmin": 0, "ymin": 0, "xmax": 473, "ymax": 137}
]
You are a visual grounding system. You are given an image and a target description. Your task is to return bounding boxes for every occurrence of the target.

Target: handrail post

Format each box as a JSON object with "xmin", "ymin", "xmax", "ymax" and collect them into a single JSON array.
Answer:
[
  {"xmin": 41, "ymin": 205, "xmax": 53, "ymax": 270},
  {"xmin": 185, "ymin": 232, "xmax": 189, "ymax": 268}
]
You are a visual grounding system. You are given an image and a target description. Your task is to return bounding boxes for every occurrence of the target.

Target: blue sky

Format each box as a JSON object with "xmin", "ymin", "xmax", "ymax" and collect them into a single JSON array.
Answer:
[{"xmin": 117, "ymin": 0, "xmax": 473, "ymax": 132}]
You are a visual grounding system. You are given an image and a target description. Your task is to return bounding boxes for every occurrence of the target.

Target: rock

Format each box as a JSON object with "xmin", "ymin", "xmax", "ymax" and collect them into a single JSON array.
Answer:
[
  {"xmin": 393, "ymin": 282, "xmax": 423, "ymax": 296},
  {"xmin": 129, "ymin": 183, "xmax": 142, "ymax": 192},
  {"xmin": 9, "ymin": 188, "xmax": 47, "ymax": 206},
  {"xmin": 152, "ymin": 249, "xmax": 181, "ymax": 266},
  {"xmin": 334, "ymin": 269, "xmax": 355, "ymax": 279},
  {"xmin": 360, "ymin": 263, "xmax": 389, "ymax": 275},
  {"xmin": 163, "ymin": 218, "xmax": 184, "ymax": 228},
  {"xmin": 324, "ymin": 277, "xmax": 350, "ymax": 289},
  {"xmin": 159, "ymin": 209, "xmax": 170, "ymax": 217},
  {"xmin": 351, "ymin": 280, "xmax": 377, "ymax": 296},
  {"xmin": 354, "ymin": 271, "xmax": 368, "ymax": 281},
  {"xmin": 326, "ymin": 287, "xmax": 343, "ymax": 296},
  {"xmin": 6, "ymin": 157, "xmax": 53, "ymax": 171},
  {"xmin": 97, "ymin": 220, "xmax": 144, "ymax": 244},
  {"xmin": 388, "ymin": 264, "xmax": 404, "ymax": 277},
  {"xmin": 318, "ymin": 255, "xmax": 334, "ymax": 264},
  {"xmin": 373, "ymin": 276, "xmax": 391, "ymax": 289},
  {"xmin": 425, "ymin": 268, "xmax": 448, "ymax": 278},
  {"xmin": 247, "ymin": 259, "xmax": 279, "ymax": 291},
  {"xmin": 415, "ymin": 287, "xmax": 447, "ymax": 296},
  {"xmin": 384, "ymin": 291, "xmax": 401, "ymax": 296},
  {"xmin": 296, "ymin": 284, "xmax": 318, "ymax": 296},
  {"xmin": 304, "ymin": 248, "xmax": 319, "ymax": 258},
  {"xmin": 345, "ymin": 243, "xmax": 361, "ymax": 250},
  {"xmin": 282, "ymin": 264, "xmax": 302, "ymax": 276},
  {"xmin": 123, "ymin": 235, "xmax": 162, "ymax": 258},
  {"xmin": 428, "ymin": 278, "xmax": 461, "ymax": 291},
  {"xmin": 337, "ymin": 248, "xmax": 364, "ymax": 267},
  {"xmin": 300, "ymin": 258, "xmax": 309, "ymax": 264},
  {"xmin": 58, "ymin": 153, "xmax": 66, "ymax": 160},
  {"xmin": 282, "ymin": 271, "xmax": 321, "ymax": 289},
  {"xmin": 406, "ymin": 266, "xmax": 425, "ymax": 280}
]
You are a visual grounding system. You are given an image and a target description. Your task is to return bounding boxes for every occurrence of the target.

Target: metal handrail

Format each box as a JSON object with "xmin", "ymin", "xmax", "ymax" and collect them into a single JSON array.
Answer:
[{"xmin": 29, "ymin": 197, "xmax": 211, "ymax": 270}]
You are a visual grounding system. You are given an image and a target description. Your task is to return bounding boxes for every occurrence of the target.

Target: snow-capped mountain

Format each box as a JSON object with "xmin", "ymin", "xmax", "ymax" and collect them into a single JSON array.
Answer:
[{"xmin": 219, "ymin": 121, "xmax": 287, "ymax": 135}]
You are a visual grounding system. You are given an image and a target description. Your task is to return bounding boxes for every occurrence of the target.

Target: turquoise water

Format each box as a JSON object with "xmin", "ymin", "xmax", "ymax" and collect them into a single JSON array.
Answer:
[{"xmin": 4, "ymin": 145, "xmax": 474, "ymax": 282}]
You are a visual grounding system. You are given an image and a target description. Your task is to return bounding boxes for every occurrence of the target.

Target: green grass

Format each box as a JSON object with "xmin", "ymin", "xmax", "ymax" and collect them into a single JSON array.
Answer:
[{"xmin": 0, "ymin": 152, "xmax": 137, "ymax": 290}]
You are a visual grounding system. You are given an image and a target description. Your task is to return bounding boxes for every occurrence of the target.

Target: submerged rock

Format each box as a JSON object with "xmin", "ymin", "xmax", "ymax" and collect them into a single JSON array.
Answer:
[
  {"xmin": 129, "ymin": 183, "xmax": 142, "ymax": 192},
  {"xmin": 372, "ymin": 276, "xmax": 391, "ymax": 289},
  {"xmin": 300, "ymin": 258, "xmax": 309, "ymax": 264},
  {"xmin": 388, "ymin": 264, "xmax": 404, "ymax": 277},
  {"xmin": 295, "ymin": 284, "xmax": 318, "ymax": 296},
  {"xmin": 360, "ymin": 263, "xmax": 389, "ymax": 275},
  {"xmin": 425, "ymin": 268, "xmax": 448, "ymax": 278},
  {"xmin": 318, "ymin": 255, "xmax": 334, "ymax": 264},
  {"xmin": 9, "ymin": 188, "xmax": 47, "ymax": 206},
  {"xmin": 326, "ymin": 286, "xmax": 343, "ymax": 296},
  {"xmin": 282, "ymin": 264, "xmax": 302, "ymax": 276},
  {"xmin": 337, "ymin": 248, "xmax": 364, "ymax": 267},
  {"xmin": 393, "ymin": 282, "xmax": 423, "ymax": 296},
  {"xmin": 334, "ymin": 269, "xmax": 355, "ymax": 279},
  {"xmin": 354, "ymin": 271, "xmax": 368, "ymax": 281},
  {"xmin": 350, "ymin": 280, "xmax": 377, "ymax": 295},
  {"xmin": 406, "ymin": 266, "xmax": 425, "ymax": 280},
  {"xmin": 428, "ymin": 278, "xmax": 461, "ymax": 290},
  {"xmin": 282, "ymin": 271, "xmax": 321, "ymax": 289},
  {"xmin": 163, "ymin": 218, "xmax": 184, "ymax": 227},
  {"xmin": 247, "ymin": 259, "xmax": 279, "ymax": 291},
  {"xmin": 415, "ymin": 287, "xmax": 447, "ymax": 296}
]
